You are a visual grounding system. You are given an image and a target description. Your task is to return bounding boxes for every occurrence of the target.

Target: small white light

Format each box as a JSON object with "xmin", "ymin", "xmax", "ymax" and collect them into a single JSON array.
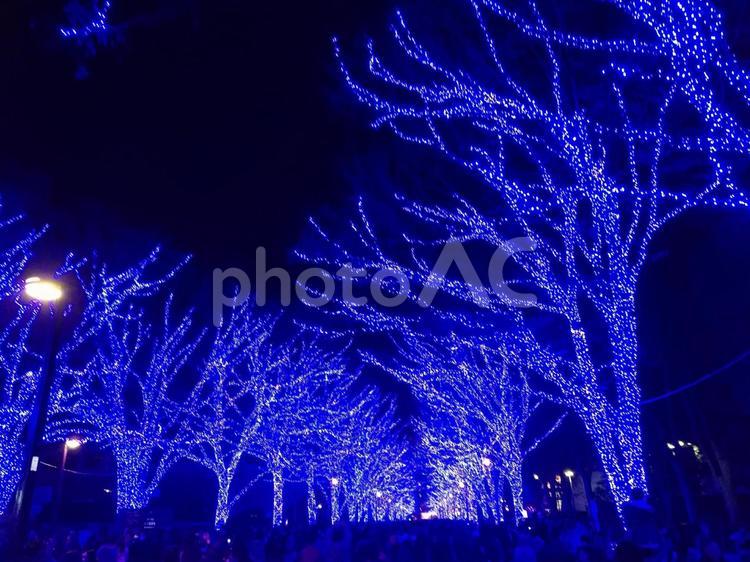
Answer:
[
  {"xmin": 481, "ymin": 457, "xmax": 491, "ymax": 467},
  {"xmin": 65, "ymin": 437, "xmax": 83, "ymax": 450},
  {"xmin": 24, "ymin": 277, "xmax": 63, "ymax": 302},
  {"xmin": 563, "ymin": 469, "xmax": 574, "ymax": 478},
  {"xmin": 331, "ymin": 477, "xmax": 340, "ymax": 486}
]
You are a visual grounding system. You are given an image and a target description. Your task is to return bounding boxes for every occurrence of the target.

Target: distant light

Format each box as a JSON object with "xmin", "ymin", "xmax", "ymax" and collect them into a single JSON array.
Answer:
[
  {"xmin": 481, "ymin": 457, "xmax": 492, "ymax": 467},
  {"xmin": 458, "ymin": 481, "xmax": 465, "ymax": 489},
  {"xmin": 227, "ymin": 538, "xmax": 231, "ymax": 545},
  {"xmin": 375, "ymin": 491, "xmax": 383, "ymax": 498},
  {"xmin": 65, "ymin": 437, "xmax": 82, "ymax": 450},
  {"xmin": 532, "ymin": 473, "xmax": 540, "ymax": 480},
  {"xmin": 666, "ymin": 442, "xmax": 675, "ymax": 450},
  {"xmin": 316, "ymin": 503, "xmax": 323, "ymax": 509},
  {"xmin": 331, "ymin": 477, "xmax": 340, "ymax": 486},
  {"xmin": 103, "ymin": 489, "xmax": 112, "ymax": 494},
  {"xmin": 563, "ymin": 469, "xmax": 574, "ymax": 478},
  {"xmin": 24, "ymin": 277, "xmax": 63, "ymax": 302},
  {"xmin": 677, "ymin": 440, "xmax": 686, "ymax": 447}
]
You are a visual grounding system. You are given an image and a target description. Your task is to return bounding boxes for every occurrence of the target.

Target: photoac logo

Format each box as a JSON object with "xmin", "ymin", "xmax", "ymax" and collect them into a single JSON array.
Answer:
[{"xmin": 212, "ymin": 238, "xmax": 536, "ymax": 325}]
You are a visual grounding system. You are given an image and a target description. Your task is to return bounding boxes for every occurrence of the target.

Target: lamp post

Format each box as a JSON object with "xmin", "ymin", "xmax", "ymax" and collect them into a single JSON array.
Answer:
[
  {"xmin": 14, "ymin": 277, "xmax": 64, "ymax": 537},
  {"xmin": 330, "ymin": 477, "xmax": 340, "ymax": 524},
  {"xmin": 563, "ymin": 469, "xmax": 575, "ymax": 511},
  {"xmin": 53, "ymin": 438, "xmax": 81, "ymax": 525}
]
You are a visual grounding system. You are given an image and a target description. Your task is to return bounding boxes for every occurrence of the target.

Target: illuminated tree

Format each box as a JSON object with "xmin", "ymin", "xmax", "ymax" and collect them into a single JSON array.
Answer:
[
  {"xmin": 183, "ymin": 302, "xmax": 277, "ymax": 528},
  {"xmin": 322, "ymin": 389, "xmax": 414, "ymax": 523},
  {"xmin": 369, "ymin": 332, "xmax": 563, "ymax": 525},
  {"xmin": 0, "ymin": 208, "xmax": 43, "ymax": 512},
  {"xmin": 326, "ymin": 0, "xmax": 750, "ymax": 514},
  {"xmin": 252, "ymin": 333, "xmax": 350, "ymax": 526},
  {"xmin": 60, "ymin": 0, "xmax": 113, "ymax": 39},
  {"xmin": 0, "ymin": 309, "xmax": 39, "ymax": 513},
  {"xmin": 185, "ymin": 302, "xmax": 353, "ymax": 527},
  {"xmin": 56, "ymin": 298, "xmax": 202, "ymax": 512}
]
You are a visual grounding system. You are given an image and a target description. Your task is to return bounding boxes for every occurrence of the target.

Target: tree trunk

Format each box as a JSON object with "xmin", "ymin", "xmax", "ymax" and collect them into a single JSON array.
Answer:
[
  {"xmin": 330, "ymin": 480, "xmax": 339, "ymax": 524},
  {"xmin": 115, "ymin": 448, "xmax": 150, "ymax": 514},
  {"xmin": 307, "ymin": 475, "xmax": 317, "ymax": 524},
  {"xmin": 505, "ymin": 462, "xmax": 525, "ymax": 527},
  {"xmin": 214, "ymin": 474, "xmax": 231, "ymax": 528},
  {"xmin": 272, "ymin": 469, "xmax": 283, "ymax": 526}
]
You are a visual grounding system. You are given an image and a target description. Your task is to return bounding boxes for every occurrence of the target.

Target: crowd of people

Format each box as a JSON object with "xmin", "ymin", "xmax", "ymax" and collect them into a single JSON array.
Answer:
[{"xmin": 1, "ymin": 495, "xmax": 749, "ymax": 562}]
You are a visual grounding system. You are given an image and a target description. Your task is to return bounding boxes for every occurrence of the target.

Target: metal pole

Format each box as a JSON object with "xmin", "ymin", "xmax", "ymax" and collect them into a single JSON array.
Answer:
[
  {"xmin": 53, "ymin": 442, "xmax": 69, "ymax": 525},
  {"xmin": 14, "ymin": 306, "xmax": 63, "ymax": 539}
]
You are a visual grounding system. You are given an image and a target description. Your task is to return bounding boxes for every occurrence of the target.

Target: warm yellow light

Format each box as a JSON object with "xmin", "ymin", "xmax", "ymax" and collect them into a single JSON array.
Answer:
[
  {"xmin": 563, "ymin": 469, "xmax": 574, "ymax": 478},
  {"xmin": 65, "ymin": 437, "xmax": 82, "ymax": 450},
  {"xmin": 24, "ymin": 277, "xmax": 63, "ymax": 302}
]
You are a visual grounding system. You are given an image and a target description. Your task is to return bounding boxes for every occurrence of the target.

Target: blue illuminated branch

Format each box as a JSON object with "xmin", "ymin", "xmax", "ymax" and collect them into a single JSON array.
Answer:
[
  {"xmin": 367, "ymin": 331, "xmax": 563, "ymax": 523},
  {"xmin": 252, "ymin": 332, "xmax": 351, "ymax": 526},
  {"xmin": 0, "ymin": 309, "xmax": 40, "ymax": 513},
  {"xmin": 182, "ymin": 301, "xmax": 278, "ymax": 527},
  {"xmin": 327, "ymin": 0, "xmax": 750, "ymax": 517},
  {"xmin": 323, "ymin": 388, "xmax": 414, "ymax": 523},
  {"xmin": 60, "ymin": 1, "xmax": 113, "ymax": 39},
  {"xmin": 183, "ymin": 302, "xmax": 356, "ymax": 527},
  {"xmin": 54, "ymin": 297, "xmax": 203, "ymax": 513},
  {"xmin": 0, "ymin": 207, "xmax": 42, "ymax": 513}
]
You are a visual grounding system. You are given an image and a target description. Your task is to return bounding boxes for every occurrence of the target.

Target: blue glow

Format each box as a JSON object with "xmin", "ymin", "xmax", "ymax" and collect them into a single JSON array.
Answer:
[
  {"xmin": 322, "ymin": 0, "xmax": 750, "ymax": 520},
  {"xmin": 0, "ymin": 207, "xmax": 42, "ymax": 514},
  {"xmin": 60, "ymin": 1, "xmax": 112, "ymax": 39}
]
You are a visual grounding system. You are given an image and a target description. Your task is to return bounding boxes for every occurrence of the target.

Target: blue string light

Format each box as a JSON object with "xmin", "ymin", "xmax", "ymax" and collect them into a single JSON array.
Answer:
[
  {"xmin": 0, "ymin": 207, "xmax": 43, "ymax": 513},
  {"xmin": 60, "ymin": 1, "xmax": 113, "ymax": 39},
  {"xmin": 327, "ymin": 0, "xmax": 750, "ymax": 518}
]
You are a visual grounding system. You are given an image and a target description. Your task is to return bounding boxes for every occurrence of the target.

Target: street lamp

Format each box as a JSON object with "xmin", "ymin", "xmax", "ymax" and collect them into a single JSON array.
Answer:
[
  {"xmin": 24, "ymin": 277, "xmax": 63, "ymax": 302},
  {"xmin": 54, "ymin": 438, "xmax": 82, "ymax": 524},
  {"xmin": 563, "ymin": 469, "xmax": 575, "ymax": 512},
  {"xmin": 14, "ymin": 276, "xmax": 65, "ymax": 536}
]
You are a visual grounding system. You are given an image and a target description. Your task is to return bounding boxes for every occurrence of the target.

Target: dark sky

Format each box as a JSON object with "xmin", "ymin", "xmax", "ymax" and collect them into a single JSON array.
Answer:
[
  {"xmin": 1, "ymin": 0, "xmax": 750, "ymax": 470},
  {"xmin": 0, "ymin": 0, "xmax": 393, "ymax": 270}
]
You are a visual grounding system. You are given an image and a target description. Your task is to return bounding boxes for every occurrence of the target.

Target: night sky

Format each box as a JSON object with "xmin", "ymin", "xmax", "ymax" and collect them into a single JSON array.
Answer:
[{"xmin": 1, "ymin": 0, "xmax": 750, "ymax": 492}]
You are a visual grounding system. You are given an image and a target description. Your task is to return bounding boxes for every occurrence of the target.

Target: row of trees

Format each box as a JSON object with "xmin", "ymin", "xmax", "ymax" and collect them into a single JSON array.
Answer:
[
  {"xmin": 300, "ymin": 0, "xmax": 750, "ymax": 523},
  {"xmin": 6, "ymin": 0, "xmax": 750, "ymax": 530},
  {"xmin": 0, "ymin": 219, "xmax": 414, "ymax": 527},
  {"xmin": 0, "ymin": 202, "xmax": 565, "ymax": 527}
]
